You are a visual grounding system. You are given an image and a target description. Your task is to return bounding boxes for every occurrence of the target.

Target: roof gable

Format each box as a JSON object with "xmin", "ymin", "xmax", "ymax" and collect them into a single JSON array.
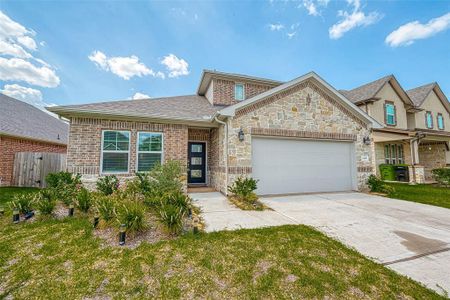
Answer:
[
  {"xmin": 407, "ymin": 83, "xmax": 450, "ymax": 114},
  {"xmin": 218, "ymin": 72, "xmax": 382, "ymax": 128},
  {"xmin": 0, "ymin": 94, "xmax": 68, "ymax": 144}
]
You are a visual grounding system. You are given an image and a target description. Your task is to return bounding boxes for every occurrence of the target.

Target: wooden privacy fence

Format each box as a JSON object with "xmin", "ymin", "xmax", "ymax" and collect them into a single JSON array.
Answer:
[{"xmin": 12, "ymin": 152, "xmax": 67, "ymax": 188}]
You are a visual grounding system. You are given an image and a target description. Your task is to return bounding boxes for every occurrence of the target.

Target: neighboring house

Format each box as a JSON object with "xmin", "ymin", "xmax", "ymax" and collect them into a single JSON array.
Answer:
[
  {"xmin": 48, "ymin": 70, "xmax": 380, "ymax": 195},
  {"xmin": 0, "ymin": 94, "xmax": 68, "ymax": 186},
  {"xmin": 340, "ymin": 76, "xmax": 450, "ymax": 183}
]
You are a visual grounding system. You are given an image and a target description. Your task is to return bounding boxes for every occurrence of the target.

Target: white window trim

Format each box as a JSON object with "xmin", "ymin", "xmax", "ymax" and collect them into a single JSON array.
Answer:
[
  {"xmin": 100, "ymin": 130, "xmax": 131, "ymax": 174},
  {"xmin": 136, "ymin": 132, "xmax": 164, "ymax": 173},
  {"xmin": 385, "ymin": 103, "xmax": 396, "ymax": 125},
  {"xmin": 234, "ymin": 83, "xmax": 245, "ymax": 101}
]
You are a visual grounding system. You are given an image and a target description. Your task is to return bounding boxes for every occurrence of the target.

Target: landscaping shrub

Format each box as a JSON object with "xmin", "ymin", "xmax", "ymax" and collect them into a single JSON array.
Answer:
[
  {"xmin": 46, "ymin": 171, "xmax": 81, "ymax": 189},
  {"xmin": 147, "ymin": 161, "xmax": 183, "ymax": 197},
  {"xmin": 162, "ymin": 191, "xmax": 192, "ymax": 214},
  {"xmin": 95, "ymin": 195, "xmax": 116, "ymax": 222},
  {"xmin": 96, "ymin": 175, "xmax": 120, "ymax": 195},
  {"xmin": 35, "ymin": 189, "xmax": 56, "ymax": 215},
  {"xmin": 115, "ymin": 201, "xmax": 146, "ymax": 234},
  {"xmin": 431, "ymin": 168, "xmax": 450, "ymax": 187},
  {"xmin": 228, "ymin": 177, "xmax": 259, "ymax": 203},
  {"xmin": 367, "ymin": 175, "xmax": 395, "ymax": 194},
  {"xmin": 76, "ymin": 188, "xmax": 93, "ymax": 213},
  {"xmin": 158, "ymin": 203, "xmax": 184, "ymax": 234},
  {"xmin": 9, "ymin": 194, "xmax": 34, "ymax": 214},
  {"xmin": 58, "ymin": 186, "xmax": 78, "ymax": 206}
]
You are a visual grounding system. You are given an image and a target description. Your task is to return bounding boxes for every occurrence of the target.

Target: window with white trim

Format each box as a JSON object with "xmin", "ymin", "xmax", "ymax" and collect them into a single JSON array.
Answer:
[
  {"xmin": 385, "ymin": 103, "xmax": 396, "ymax": 125},
  {"xmin": 425, "ymin": 111, "xmax": 433, "ymax": 129},
  {"xmin": 234, "ymin": 83, "xmax": 245, "ymax": 101},
  {"xmin": 102, "ymin": 130, "xmax": 130, "ymax": 173},
  {"xmin": 384, "ymin": 144, "xmax": 404, "ymax": 165},
  {"xmin": 437, "ymin": 113, "xmax": 444, "ymax": 130},
  {"xmin": 137, "ymin": 132, "xmax": 163, "ymax": 172}
]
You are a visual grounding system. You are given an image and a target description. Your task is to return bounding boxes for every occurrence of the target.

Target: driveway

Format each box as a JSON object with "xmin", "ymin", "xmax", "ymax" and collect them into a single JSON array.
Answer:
[{"xmin": 190, "ymin": 191, "xmax": 450, "ymax": 295}]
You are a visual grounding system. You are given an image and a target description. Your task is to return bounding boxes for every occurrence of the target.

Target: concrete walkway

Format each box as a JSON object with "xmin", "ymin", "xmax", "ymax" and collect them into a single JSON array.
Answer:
[{"xmin": 190, "ymin": 191, "xmax": 450, "ymax": 295}]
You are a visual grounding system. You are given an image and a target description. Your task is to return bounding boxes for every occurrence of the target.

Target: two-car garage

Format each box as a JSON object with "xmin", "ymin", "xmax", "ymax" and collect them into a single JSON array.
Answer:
[{"xmin": 251, "ymin": 137, "xmax": 357, "ymax": 195}]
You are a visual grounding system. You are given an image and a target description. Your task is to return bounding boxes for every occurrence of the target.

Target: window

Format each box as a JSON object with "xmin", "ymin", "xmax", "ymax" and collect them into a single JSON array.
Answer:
[
  {"xmin": 385, "ymin": 102, "xmax": 396, "ymax": 126},
  {"xmin": 437, "ymin": 113, "xmax": 444, "ymax": 130},
  {"xmin": 137, "ymin": 132, "xmax": 163, "ymax": 172},
  {"xmin": 102, "ymin": 130, "xmax": 130, "ymax": 173},
  {"xmin": 234, "ymin": 83, "xmax": 245, "ymax": 101},
  {"xmin": 384, "ymin": 144, "xmax": 404, "ymax": 164},
  {"xmin": 425, "ymin": 111, "xmax": 433, "ymax": 129}
]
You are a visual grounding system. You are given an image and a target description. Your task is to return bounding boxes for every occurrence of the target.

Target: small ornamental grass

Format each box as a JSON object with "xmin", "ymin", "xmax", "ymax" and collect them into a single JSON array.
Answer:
[
  {"xmin": 96, "ymin": 175, "xmax": 119, "ymax": 195},
  {"xmin": 228, "ymin": 177, "xmax": 266, "ymax": 211},
  {"xmin": 76, "ymin": 188, "xmax": 93, "ymax": 213},
  {"xmin": 115, "ymin": 201, "xmax": 146, "ymax": 234},
  {"xmin": 95, "ymin": 195, "xmax": 116, "ymax": 223},
  {"xmin": 35, "ymin": 189, "xmax": 56, "ymax": 215},
  {"xmin": 8, "ymin": 193, "xmax": 34, "ymax": 214},
  {"xmin": 156, "ymin": 191, "xmax": 192, "ymax": 234}
]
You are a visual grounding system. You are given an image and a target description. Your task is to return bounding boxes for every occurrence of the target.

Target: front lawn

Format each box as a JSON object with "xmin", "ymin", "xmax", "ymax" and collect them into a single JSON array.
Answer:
[
  {"xmin": 0, "ymin": 187, "xmax": 39, "ymax": 206},
  {"xmin": 384, "ymin": 182, "xmax": 450, "ymax": 209},
  {"xmin": 0, "ymin": 218, "xmax": 443, "ymax": 299}
]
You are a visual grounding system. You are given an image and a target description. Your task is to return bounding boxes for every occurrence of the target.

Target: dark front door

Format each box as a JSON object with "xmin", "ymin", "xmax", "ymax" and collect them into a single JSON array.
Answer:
[{"xmin": 188, "ymin": 142, "xmax": 206, "ymax": 184}]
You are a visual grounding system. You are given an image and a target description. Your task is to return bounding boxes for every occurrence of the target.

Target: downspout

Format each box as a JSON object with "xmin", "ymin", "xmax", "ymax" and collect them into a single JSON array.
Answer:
[{"xmin": 214, "ymin": 116, "xmax": 228, "ymax": 194}]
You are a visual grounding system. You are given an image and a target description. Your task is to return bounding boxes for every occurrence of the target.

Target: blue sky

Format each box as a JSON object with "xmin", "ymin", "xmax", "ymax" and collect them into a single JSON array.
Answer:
[{"xmin": 1, "ymin": 0, "xmax": 449, "ymax": 110}]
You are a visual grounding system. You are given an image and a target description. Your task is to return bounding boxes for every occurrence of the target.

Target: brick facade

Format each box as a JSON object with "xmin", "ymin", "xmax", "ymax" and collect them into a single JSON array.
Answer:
[
  {"xmin": 67, "ymin": 117, "xmax": 188, "ymax": 188},
  {"xmin": 212, "ymin": 78, "xmax": 275, "ymax": 106},
  {"xmin": 418, "ymin": 142, "xmax": 447, "ymax": 180},
  {"xmin": 209, "ymin": 79, "xmax": 374, "ymax": 193},
  {"xmin": 0, "ymin": 136, "xmax": 66, "ymax": 186}
]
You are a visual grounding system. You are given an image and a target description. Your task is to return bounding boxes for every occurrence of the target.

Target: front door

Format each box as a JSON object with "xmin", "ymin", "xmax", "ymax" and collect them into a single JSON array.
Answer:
[{"xmin": 188, "ymin": 142, "xmax": 206, "ymax": 184}]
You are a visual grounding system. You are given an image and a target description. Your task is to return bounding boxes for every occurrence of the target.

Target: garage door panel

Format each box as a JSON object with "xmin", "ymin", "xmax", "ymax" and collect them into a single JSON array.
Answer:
[{"xmin": 252, "ymin": 137, "xmax": 355, "ymax": 195}]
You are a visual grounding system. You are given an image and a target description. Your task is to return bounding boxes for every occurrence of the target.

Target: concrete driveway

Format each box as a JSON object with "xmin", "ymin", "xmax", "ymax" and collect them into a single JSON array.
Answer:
[{"xmin": 190, "ymin": 191, "xmax": 450, "ymax": 295}]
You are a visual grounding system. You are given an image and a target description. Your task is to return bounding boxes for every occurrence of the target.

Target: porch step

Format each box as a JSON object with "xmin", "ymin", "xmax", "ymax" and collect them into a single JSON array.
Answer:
[{"xmin": 187, "ymin": 186, "xmax": 216, "ymax": 193}]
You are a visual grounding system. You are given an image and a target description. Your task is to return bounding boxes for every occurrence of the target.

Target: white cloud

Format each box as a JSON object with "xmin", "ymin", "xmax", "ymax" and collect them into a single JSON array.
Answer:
[
  {"xmin": 303, "ymin": 0, "xmax": 319, "ymax": 16},
  {"xmin": 161, "ymin": 54, "xmax": 189, "ymax": 78},
  {"xmin": 0, "ymin": 83, "xmax": 56, "ymax": 112},
  {"xmin": 131, "ymin": 92, "xmax": 150, "ymax": 100},
  {"xmin": 287, "ymin": 32, "xmax": 297, "ymax": 39},
  {"xmin": 0, "ymin": 11, "xmax": 38, "ymax": 52},
  {"xmin": 0, "ymin": 40, "xmax": 32, "ymax": 58},
  {"xmin": 0, "ymin": 57, "xmax": 60, "ymax": 87},
  {"xmin": 329, "ymin": 0, "xmax": 382, "ymax": 39},
  {"xmin": 385, "ymin": 12, "xmax": 450, "ymax": 47},
  {"xmin": 88, "ymin": 50, "xmax": 165, "ymax": 80},
  {"xmin": 268, "ymin": 23, "xmax": 284, "ymax": 31}
]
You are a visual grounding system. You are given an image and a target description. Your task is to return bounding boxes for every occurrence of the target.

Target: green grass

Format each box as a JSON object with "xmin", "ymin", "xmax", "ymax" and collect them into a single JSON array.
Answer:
[
  {"xmin": 0, "ymin": 187, "xmax": 39, "ymax": 206},
  {"xmin": 0, "ymin": 218, "xmax": 443, "ymax": 299},
  {"xmin": 385, "ymin": 183, "xmax": 450, "ymax": 209}
]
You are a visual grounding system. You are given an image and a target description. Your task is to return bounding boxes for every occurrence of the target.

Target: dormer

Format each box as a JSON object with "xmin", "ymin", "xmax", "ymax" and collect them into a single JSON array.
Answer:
[{"xmin": 197, "ymin": 70, "xmax": 282, "ymax": 106}]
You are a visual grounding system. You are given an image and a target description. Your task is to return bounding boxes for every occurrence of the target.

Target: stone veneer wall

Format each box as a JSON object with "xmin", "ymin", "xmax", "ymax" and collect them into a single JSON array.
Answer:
[
  {"xmin": 212, "ymin": 79, "xmax": 276, "ymax": 106},
  {"xmin": 67, "ymin": 117, "xmax": 188, "ymax": 189},
  {"xmin": 215, "ymin": 79, "xmax": 374, "ymax": 193},
  {"xmin": 0, "ymin": 136, "xmax": 67, "ymax": 186},
  {"xmin": 418, "ymin": 142, "xmax": 447, "ymax": 180}
]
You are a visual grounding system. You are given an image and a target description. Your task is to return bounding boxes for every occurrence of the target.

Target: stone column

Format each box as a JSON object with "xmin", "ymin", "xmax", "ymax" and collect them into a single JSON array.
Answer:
[{"xmin": 408, "ymin": 165, "xmax": 425, "ymax": 184}]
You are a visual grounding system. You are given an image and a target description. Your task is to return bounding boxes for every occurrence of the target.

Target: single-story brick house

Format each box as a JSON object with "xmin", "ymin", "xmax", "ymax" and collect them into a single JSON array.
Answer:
[
  {"xmin": 48, "ymin": 71, "xmax": 381, "ymax": 195},
  {"xmin": 0, "ymin": 94, "xmax": 68, "ymax": 186}
]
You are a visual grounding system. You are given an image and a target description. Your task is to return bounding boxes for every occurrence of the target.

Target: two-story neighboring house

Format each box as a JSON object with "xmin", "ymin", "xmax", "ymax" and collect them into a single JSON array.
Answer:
[{"xmin": 340, "ymin": 76, "xmax": 450, "ymax": 183}]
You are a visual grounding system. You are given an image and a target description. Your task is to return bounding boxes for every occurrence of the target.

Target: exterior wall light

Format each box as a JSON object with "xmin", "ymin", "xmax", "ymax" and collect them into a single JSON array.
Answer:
[
  {"xmin": 119, "ymin": 224, "xmax": 126, "ymax": 245},
  {"xmin": 68, "ymin": 204, "xmax": 74, "ymax": 217},
  {"xmin": 363, "ymin": 136, "xmax": 371, "ymax": 145},
  {"xmin": 238, "ymin": 128, "xmax": 245, "ymax": 142}
]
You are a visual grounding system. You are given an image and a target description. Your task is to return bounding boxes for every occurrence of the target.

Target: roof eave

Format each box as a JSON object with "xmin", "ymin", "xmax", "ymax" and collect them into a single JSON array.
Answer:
[
  {"xmin": 47, "ymin": 107, "xmax": 218, "ymax": 128},
  {"xmin": 0, "ymin": 132, "xmax": 67, "ymax": 146}
]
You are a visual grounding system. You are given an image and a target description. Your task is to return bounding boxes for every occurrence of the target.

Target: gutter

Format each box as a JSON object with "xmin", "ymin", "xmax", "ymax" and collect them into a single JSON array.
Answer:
[{"xmin": 214, "ymin": 115, "xmax": 229, "ymax": 194}]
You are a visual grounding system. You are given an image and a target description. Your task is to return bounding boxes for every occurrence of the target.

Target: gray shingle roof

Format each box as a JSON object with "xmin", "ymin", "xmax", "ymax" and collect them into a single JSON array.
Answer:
[
  {"xmin": 48, "ymin": 95, "xmax": 224, "ymax": 122},
  {"xmin": 339, "ymin": 75, "xmax": 393, "ymax": 104},
  {"xmin": 406, "ymin": 83, "xmax": 436, "ymax": 107},
  {"xmin": 0, "ymin": 94, "xmax": 68, "ymax": 144}
]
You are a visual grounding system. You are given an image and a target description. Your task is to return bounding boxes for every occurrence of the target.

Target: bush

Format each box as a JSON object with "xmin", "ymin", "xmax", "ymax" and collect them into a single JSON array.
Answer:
[
  {"xmin": 367, "ymin": 175, "xmax": 395, "ymax": 195},
  {"xmin": 432, "ymin": 168, "xmax": 450, "ymax": 186},
  {"xmin": 161, "ymin": 191, "xmax": 192, "ymax": 214},
  {"xmin": 46, "ymin": 171, "xmax": 81, "ymax": 189},
  {"xmin": 147, "ymin": 161, "xmax": 183, "ymax": 197},
  {"xmin": 9, "ymin": 194, "xmax": 34, "ymax": 214},
  {"xmin": 158, "ymin": 203, "xmax": 184, "ymax": 234},
  {"xmin": 97, "ymin": 175, "xmax": 119, "ymax": 195},
  {"xmin": 95, "ymin": 195, "xmax": 116, "ymax": 222},
  {"xmin": 115, "ymin": 201, "xmax": 146, "ymax": 234},
  {"xmin": 76, "ymin": 188, "xmax": 92, "ymax": 213},
  {"xmin": 57, "ymin": 185, "xmax": 78, "ymax": 206},
  {"xmin": 228, "ymin": 177, "xmax": 259, "ymax": 203},
  {"xmin": 35, "ymin": 189, "xmax": 56, "ymax": 215}
]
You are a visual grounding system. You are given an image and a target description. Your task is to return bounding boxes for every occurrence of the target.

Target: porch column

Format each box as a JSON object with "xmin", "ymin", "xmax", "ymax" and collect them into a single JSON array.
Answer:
[{"xmin": 410, "ymin": 139, "xmax": 420, "ymax": 165}]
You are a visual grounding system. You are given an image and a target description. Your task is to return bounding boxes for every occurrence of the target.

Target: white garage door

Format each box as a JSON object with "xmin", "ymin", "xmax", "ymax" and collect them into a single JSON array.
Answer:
[{"xmin": 252, "ymin": 137, "xmax": 356, "ymax": 195}]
